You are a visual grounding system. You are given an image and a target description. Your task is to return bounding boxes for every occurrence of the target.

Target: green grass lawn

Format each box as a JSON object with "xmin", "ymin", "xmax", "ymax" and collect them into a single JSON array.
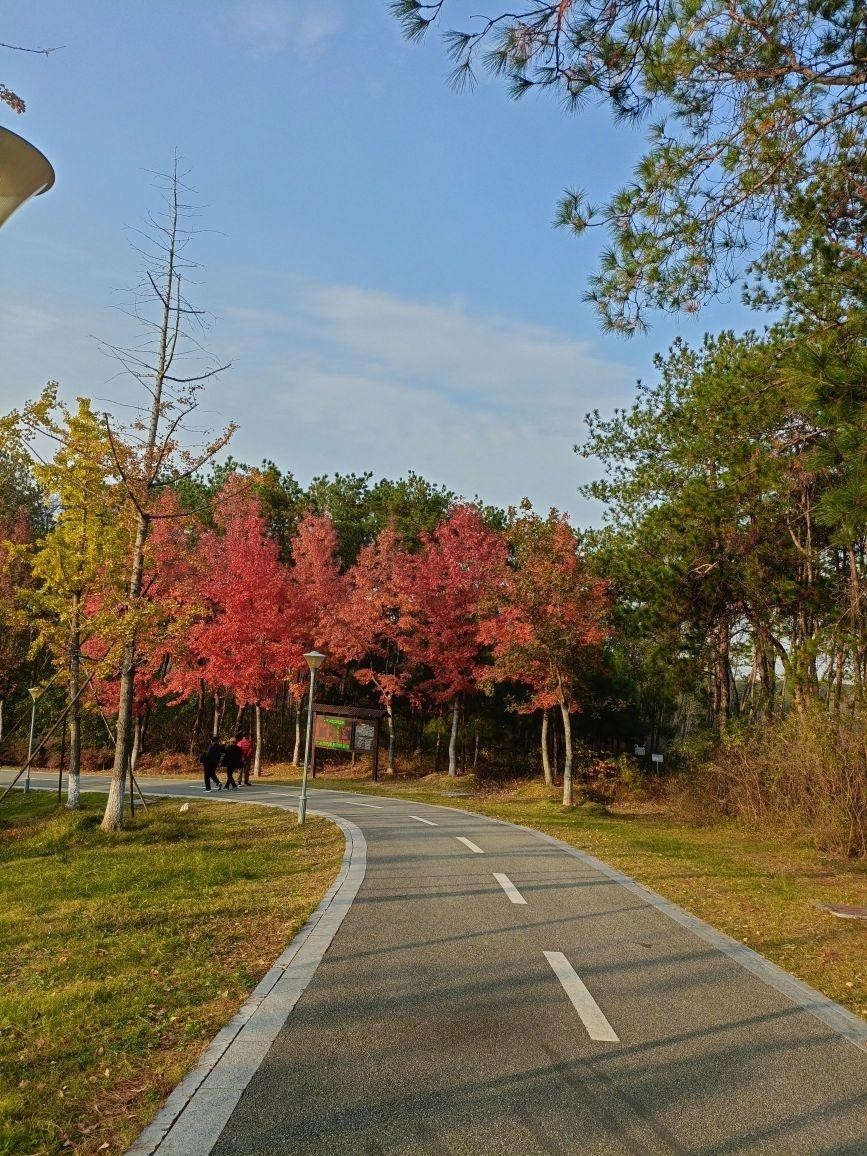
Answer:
[
  {"xmin": 272, "ymin": 765, "xmax": 867, "ymax": 1020},
  {"xmin": 0, "ymin": 792, "xmax": 344, "ymax": 1156}
]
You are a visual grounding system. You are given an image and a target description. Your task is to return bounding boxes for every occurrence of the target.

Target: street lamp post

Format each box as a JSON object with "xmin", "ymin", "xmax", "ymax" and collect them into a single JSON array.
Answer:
[
  {"xmin": 298, "ymin": 651, "xmax": 326, "ymax": 825},
  {"xmin": 25, "ymin": 687, "xmax": 39, "ymax": 793},
  {"xmin": 0, "ymin": 126, "xmax": 55, "ymax": 229}
]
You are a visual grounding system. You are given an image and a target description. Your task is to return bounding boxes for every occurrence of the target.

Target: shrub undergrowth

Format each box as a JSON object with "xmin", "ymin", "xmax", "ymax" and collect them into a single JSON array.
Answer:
[{"xmin": 692, "ymin": 711, "xmax": 867, "ymax": 857}]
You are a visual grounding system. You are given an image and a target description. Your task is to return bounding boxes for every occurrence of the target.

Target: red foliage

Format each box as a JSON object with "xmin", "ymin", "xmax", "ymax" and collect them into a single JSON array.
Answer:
[
  {"xmin": 330, "ymin": 524, "xmax": 411, "ymax": 712},
  {"xmin": 84, "ymin": 493, "xmax": 205, "ymax": 717},
  {"xmin": 481, "ymin": 511, "xmax": 609, "ymax": 712},
  {"xmin": 289, "ymin": 511, "xmax": 345, "ymax": 656},
  {"xmin": 399, "ymin": 505, "xmax": 508, "ymax": 705},
  {"xmin": 187, "ymin": 479, "xmax": 299, "ymax": 707}
]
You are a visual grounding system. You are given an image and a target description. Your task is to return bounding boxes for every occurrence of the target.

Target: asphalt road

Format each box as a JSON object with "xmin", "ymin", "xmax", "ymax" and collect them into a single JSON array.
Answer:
[{"xmin": 7, "ymin": 773, "xmax": 867, "ymax": 1154}]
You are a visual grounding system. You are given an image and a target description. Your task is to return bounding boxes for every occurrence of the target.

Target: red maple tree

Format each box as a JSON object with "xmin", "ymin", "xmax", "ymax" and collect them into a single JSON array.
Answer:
[
  {"xmin": 186, "ymin": 479, "xmax": 298, "ymax": 772},
  {"xmin": 481, "ymin": 506, "xmax": 609, "ymax": 804},
  {"xmin": 330, "ymin": 524, "xmax": 412, "ymax": 771},
  {"xmin": 399, "ymin": 505, "xmax": 508, "ymax": 775}
]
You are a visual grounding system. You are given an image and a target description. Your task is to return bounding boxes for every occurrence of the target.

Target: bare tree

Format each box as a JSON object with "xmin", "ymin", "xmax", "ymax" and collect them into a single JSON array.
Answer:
[{"xmin": 100, "ymin": 161, "xmax": 234, "ymax": 832}]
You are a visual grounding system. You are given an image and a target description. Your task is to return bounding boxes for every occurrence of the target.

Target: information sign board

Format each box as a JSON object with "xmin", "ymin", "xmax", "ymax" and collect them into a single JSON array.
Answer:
[
  {"xmin": 634, "ymin": 745, "xmax": 646, "ymax": 756},
  {"xmin": 310, "ymin": 703, "xmax": 386, "ymax": 780},
  {"xmin": 314, "ymin": 715, "xmax": 353, "ymax": 751},
  {"xmin": 652, "ymin": 753, "xmax": 664, "ymax": 764},
  {"xmin": 354, "ymin": 722, "xmax": 376, "ymax": 753}
]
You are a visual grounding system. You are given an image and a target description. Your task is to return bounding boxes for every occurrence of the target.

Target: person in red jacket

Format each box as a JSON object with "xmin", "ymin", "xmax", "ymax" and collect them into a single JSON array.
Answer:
[{"xmin": 236, "ymin": 731, "xmax": 253, "ymax": 785}]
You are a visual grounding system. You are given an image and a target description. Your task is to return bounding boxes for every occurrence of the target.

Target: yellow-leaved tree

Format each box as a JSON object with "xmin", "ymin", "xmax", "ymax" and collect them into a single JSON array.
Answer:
[{"xmin": 19, "ymin": 389, "xmax": 130, "ymax": 806}]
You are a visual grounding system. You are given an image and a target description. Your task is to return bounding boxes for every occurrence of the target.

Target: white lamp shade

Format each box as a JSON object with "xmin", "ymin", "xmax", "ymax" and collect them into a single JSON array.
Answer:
[
  {"xmin": 0, "ymin": 126, "xmax": 55, "ymax": 228},
  {"xmin": 304, "ymin": 650, "xmax": 327, "ymax": 672}
]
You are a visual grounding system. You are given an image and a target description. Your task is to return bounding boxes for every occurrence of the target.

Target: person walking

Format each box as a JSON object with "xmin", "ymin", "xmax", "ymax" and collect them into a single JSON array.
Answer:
[
  {"xmin": 200, "ymin": 737, "xmax": 223, "ymax": 791},
  {"xmin": 221, "ymin": 735, "xmax": 243, "ymax": 790},
  {"xmin": 236, "ymin": 731, "xmax": 253, "ymax": 785}
]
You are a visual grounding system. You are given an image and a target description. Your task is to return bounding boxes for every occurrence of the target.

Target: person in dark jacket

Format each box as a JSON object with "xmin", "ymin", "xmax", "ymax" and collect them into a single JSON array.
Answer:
[
  {"xmin": 221, "ymin": 736, "xmax": 243, "ymax": 790},
  {"xmin": 200, "ymin": 737, "xmax": 223, "ymax": 791}
]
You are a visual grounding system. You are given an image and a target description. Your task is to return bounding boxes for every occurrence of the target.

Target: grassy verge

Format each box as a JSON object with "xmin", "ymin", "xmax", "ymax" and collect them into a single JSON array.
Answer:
[
  {"xmin": 270, "ymin": 765, "xmax": 867, "ymax": 1020},
  {"xmin": 0, "ymin": 793, "xmax": 344, "ymax": 1156}
]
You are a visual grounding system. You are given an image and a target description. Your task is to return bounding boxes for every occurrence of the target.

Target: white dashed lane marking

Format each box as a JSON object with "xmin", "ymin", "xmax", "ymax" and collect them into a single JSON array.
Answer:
[
  {"xmin": 409, "ymin": 815, "xmax": 437, "ymax": 826},
  {"xmin": 493, "ymin": 872, "xmax": 527, "ymax": 905},
  {"xmin": 544, "ymin": 951, "xmax": 619, "ymax": 1043},
  {"xmin": 456, "ymin": 836, "xmax": 484, "ymax": 854}
]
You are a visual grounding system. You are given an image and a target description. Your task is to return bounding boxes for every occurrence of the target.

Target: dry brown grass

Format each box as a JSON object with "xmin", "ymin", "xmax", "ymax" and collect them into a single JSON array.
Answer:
[{"xmin": 694, "ymin": 710, "xmax": 867, "ymax": 857}]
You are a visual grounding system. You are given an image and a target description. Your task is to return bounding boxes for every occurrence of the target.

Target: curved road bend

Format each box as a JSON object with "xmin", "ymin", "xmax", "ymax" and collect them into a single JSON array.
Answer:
[{"xmin": 8, "ymin": 772, "xmax": 867, "ymax": 1154}]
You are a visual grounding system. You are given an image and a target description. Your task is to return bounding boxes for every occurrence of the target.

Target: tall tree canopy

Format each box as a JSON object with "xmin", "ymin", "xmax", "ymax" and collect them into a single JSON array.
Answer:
[
  {"xmin": 393, "ymin": 0, "xmax": 867, "ymax": 331},
  {"xmin": 580, "ymin": 320, "xmax": 867, "ymax": 729},
  {"xmin": 483, "ymin": 505, "xmax": 609, "ymax": 802},
  {"xmin": 400, "ymin": 504, "xmax": 508, "ymax": 774}
]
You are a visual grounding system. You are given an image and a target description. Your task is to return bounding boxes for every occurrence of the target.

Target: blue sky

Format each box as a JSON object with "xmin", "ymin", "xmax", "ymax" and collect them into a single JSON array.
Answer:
[{"xmin": 1, "ymin": 2, "xmax": 754, "ymax": 522}]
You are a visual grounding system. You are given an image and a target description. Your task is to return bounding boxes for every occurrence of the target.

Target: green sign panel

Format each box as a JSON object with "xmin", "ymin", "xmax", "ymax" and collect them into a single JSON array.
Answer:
[{"xmin": 314, "ymin": 715, "xmax": 353, "ymax": 751}]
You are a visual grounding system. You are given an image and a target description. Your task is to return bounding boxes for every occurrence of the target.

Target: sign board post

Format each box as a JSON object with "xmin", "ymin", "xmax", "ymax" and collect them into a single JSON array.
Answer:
[{"xmin": 310, "ymin": 704, "xmax": 386, "ymax": 780}]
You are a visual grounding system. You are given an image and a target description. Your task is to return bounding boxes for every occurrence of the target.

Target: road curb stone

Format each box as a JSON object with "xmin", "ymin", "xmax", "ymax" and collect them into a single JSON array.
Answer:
[{"xmin": 126, "ymin": 806, "xmax": 366, "ymax": 1156}]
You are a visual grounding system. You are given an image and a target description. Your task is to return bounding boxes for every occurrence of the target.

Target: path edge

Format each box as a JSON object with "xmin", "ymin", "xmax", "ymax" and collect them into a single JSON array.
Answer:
[{"xmin": 126, "ymin": 808, "xmax": 366, "ymax": 1156}]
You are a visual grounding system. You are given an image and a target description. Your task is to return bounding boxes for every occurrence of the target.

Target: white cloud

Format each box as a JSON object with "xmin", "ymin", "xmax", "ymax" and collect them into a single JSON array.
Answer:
[
  {"xmin": 0, "ymin": 301, "xmax": 102, "ymax": 411},
  {"xmin": 222, "ymin": 280, "xmax": 635, "ymax": 518},
  {"xmin": 0, "ymin": 274, "xmax": 635, "ymax": 522},
  {"xmin": 303, "ymin": 283, "xmax": 625, "ymax": 425},
  {"xmin": 232, "ymin": 0, "xmax": 341, "ymax": 59}
]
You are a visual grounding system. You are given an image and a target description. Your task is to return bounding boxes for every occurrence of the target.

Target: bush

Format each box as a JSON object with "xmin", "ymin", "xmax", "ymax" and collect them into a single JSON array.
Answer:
[
  {"xmin": 80, "ymin": 745, "xmax": 113, "ymax": 771},
  {"xmin": 695, "ymin": 710, "xmax": 867, "ymax": 857},
  {"xmin": 615, "ymin": 754, "xmax": 649, "ymax": 794}
]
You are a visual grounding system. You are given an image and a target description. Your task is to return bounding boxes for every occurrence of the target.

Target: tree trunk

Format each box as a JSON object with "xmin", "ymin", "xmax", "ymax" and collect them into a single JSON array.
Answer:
[
  {"xmin": 253, "ymin": 703, "xmax": 263, "ymax": 777},
  {"xmin": 461, "ymin": 703, "xmax": 468, "ymax": 776},
  {"xmin": 0, "ymin": 698, "xmax": 4, "ymax": 742},
  {"xmin": 131, "ymin": 714, "xmax": 144, "ymax": 776},
  {"xmin": 57, "ymin": 715, "xmax": 68, "ymax": 802},
  {"xmin": 756, "ymin": 626, "xmax": 776, "ymax": 721},
  {"xmin": 413, "ymin": 710, "xmax": 423, "ymax": 758},
  {"xmin": 189, "ymin": 680, "xmax": 205, "ymax": 754},
  {"xmin": 277, "ymin": 682, "xmax": 288, "ymax": 756},
  {"xmin": 434, "ymin": 710, "xmax": 443, "ymax": 774},
  {"xmin": 447, "ymin": 699, "xmax": 459, "ymax": 776},
  {"xmin": 847, "ymin": 544, "xmax": 865, "ymax": 704},
  {"xmin": 386, "ymin": 703, "xmax": 395, "ymax": 773},
  {"xmin": 832, "ymin": 647, "xmax": 845, "ymax": 713},
  {"xmin": 67, "ymin": 593, "xmax": 82, "ymax": 809},
  {"xmin": 714, "ymin": 620, "xmax": 731, "ymax": 733},
  {"xmin": 292, "ymin": 697, "xmax": 302, "ymax": 766},
  {"xmin": 473, "ymin": 731, "xmax": 479, "ymax": 770},
  {"xmin": 728, "ymin": 657, "xmax": 741, "ymax": 718},
  {"xmin": 560, "ymin": 695, "xmax": 574, "ymax": 806},
  {"xmin": 742, "ymin": 653, "xmax": 758, "ymax": 722},
  {"xmin": 541, "ymin": 709, "xmax": 553, "ymax": 787},
  {"xmin": 101, "ymin": 513, "xmax": 149, "ymax": 831},
  {"xmin": 212, "ymin": 692, "xmax": 227, "ymax": 737}
]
